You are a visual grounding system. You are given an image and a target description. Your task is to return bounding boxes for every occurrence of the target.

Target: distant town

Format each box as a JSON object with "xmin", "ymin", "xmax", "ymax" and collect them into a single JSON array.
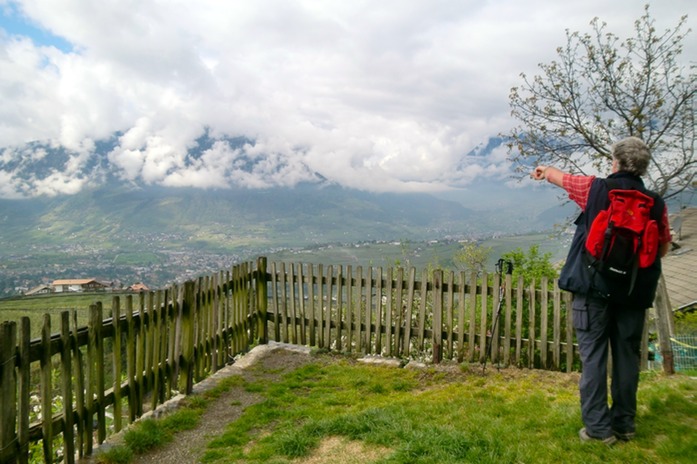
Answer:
[
  {"xmin": 2, "ymin": 237, "xmax": 500, "ymax": 298},
  {"xmin": 1, "ymin": 245, "xmax": 250, "ymax": 297},
  {"xmin": 1, "ymin": 213, "xmax": 568, "ymax": 298}
]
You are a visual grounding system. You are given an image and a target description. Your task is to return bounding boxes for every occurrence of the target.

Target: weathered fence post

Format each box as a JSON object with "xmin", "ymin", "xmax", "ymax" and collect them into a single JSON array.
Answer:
[
  {"xmin": 40, "ymin": 314, "xmax": 52, "ymax": 462},
  {"xmin": 289, "ymin": 263, "xmax": 298, "ymax": 345},
  {"xmin": 467, "ymin": 271, "xmax": 477, "ymax": 362},
  {"xmin": 444, "ymin": 270, "xmax": 454, "ymax": 360},
  {"xmin": 503, "ymin": 272, "xmax": 513, "ymax": 367},
  {"xmin": 394, "ymin": 267, "xmax": 404, "ymax": 357},
  {"xmin": 298, "ymin": 263, "xmax": 307, "ymax": 346},
  {"xmin": 125, "ymin": 295, "xmax": 137, "ymax": 421},
  {"xmin": 491, "ymin": 272, "xmax": 500, "ymax": 364},
  {"xmin": 528, "ymin": 279, "xmax": 537, "ymax": 368},
  {"xmin": 355, "ymin": 266, "xmax": 364, "ymax": 353},
  {"xmin": 385, "ymin": 267, "xmax": 394, "ymax": 356},
  {"xmin": 151, "ymin": 290, "xmax": 162, "ymax": 409},
  {"xmin": 0, "ymin": 321, "xmax": 18, "ymax": 464},
  {"xmin": 136, "ymin": 295, "xmax": 145, "ymax": 415},
  {"xmin": 347, "ymin": 265, "xmax": 355, "ymax": 352},
  {"xmin": 95, "ymin": 302, "xmax": 106, "ymax": 445},
  {"xmin": 307, "ymin": 264, "xmax": 317, "ymax": 347},
  {"xmin": 18, "ymin": 317, "xmax": 31, "ymax": 464},
  {"xmin": 404, "ymin": 267, "xmax": 416, "ymax": 357},
  {"xmin": 456, "ymin": 271, "xmax": 466, "ymax": 363},
  {"xmin": 170, "ymin": 284, "xmax": 182, "ymax": 396},
  {"xmin": 112, "ymin": 297, "xmax": 123, "ymax": 433},
  {"xmin": 194, "ymin": 278, "xmax": 204, "ymax": 382},
  {"xmin": 478, "ymin": 272, "xmax": 488, "ymax": 363},
  {"xmin": 552, "ymin": 282, "xmax": 561, "ymax": 370},
  {"xmin": 417, "ymin": 268, "xmax": 429, "ymax": 353},
  {"xmin": 280, "ymin": 262, "xmax": 290, "ymax": 344},
  {"xmin": 324, "ymin": 265, "xmax": 334, "ymax": 350},
  {"xmin": 374, "ymin": 267, "xmax": 383, "ymax": 355},
  {"xmin": 653, "ymin": 274, "xmax": 675, "ymax": 374},
  {"xmin": 145, "ymin": 291, "xmax": 156, "ymax": 391},
  {"xmin": 432, "ymin": 270, "xmax": 443, "ymax": 364},
  {"xmin": 364, "ymin": 266, "xmax": 373, "ymax": 354},
  {"xmin": 180, "ymin": 281, "xmax": 196, "ymax": 395},
  {"xmin": 72, "ymin": 311, "xmax": 85, "ymax": 458},
  {"xmin": 256, "ymin": 257, "xmax": 269, "ymax": 344},
  {"xmin": 515, "ymin": 276, "xmax": 524, "ymax": 367},
  {"xmin": 60, "ymin": 312, "xmax": 75, "ymax": 463},
  {"xmin": 540, "ymin": 278, "xmax": 549, "ymax": 368},
  {"xmin": 214, "ymin": 274, "xmax": 224, "ymax": 371},
  {"xmin": 335, "ymin": 265, "xmax": 344, "ymax": 352}
]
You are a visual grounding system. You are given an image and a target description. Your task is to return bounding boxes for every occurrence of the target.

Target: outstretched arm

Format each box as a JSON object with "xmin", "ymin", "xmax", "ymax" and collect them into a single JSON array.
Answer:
[{"xmin": 532, "ymin": 165, "xmax": 565, "ymax": 188}]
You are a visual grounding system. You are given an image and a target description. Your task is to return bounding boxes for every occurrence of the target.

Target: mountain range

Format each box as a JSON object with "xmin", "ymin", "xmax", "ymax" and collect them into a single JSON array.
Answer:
[
  {"xmin": 0, "ymin": 181, "xmax": 564, "ymax": 251},
  {"xmin": 0, "ymin": 135, "xmax": 573, "ymax": 293},
  {"xmin": 0, "ymin": 176, "xmax": 575, "ymax": 294}
]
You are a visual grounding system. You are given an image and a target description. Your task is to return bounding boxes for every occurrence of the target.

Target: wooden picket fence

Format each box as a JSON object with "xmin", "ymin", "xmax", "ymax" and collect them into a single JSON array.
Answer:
[
  {"xmin": 1, "ymin": 256, "xmax": 592, "ymax": 463},
  {"xmin": 0, "ymin": 260, "xmax": 264, "ymax": 464},
  {"xmin": 265, "ymin": 261, "xmax": 579, "ymax": 370}
]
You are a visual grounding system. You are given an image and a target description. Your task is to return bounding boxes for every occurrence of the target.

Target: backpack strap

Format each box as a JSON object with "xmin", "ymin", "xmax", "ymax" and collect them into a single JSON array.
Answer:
[{"xmin": 596, "ymin": 179, "xmax": 620, "ymax": 265}]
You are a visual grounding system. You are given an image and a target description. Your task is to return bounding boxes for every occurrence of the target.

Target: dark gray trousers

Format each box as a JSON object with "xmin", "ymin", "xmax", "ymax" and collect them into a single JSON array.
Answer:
[{"xmin": 572, "ymin": 294, "xmax": 646, "ymax": 439}]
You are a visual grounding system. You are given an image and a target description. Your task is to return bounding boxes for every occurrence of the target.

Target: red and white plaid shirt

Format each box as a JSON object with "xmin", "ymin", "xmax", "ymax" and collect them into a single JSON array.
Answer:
[{"xmin": 562, "ymin": 173, "xmax": 672, "ymax": 244}]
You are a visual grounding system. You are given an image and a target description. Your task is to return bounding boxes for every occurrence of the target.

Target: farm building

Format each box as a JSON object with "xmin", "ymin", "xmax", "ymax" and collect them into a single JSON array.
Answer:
[
  {"xmin": 24, "ymin": 284, "xmax": 53, "ymax": 296},
  {"xmin": 128, "ymin": 282, "xmax": 150, "ymax": 292},
  {"xmin": 51, "ymin": 278, "xmax": 109, "ymax": 293}
]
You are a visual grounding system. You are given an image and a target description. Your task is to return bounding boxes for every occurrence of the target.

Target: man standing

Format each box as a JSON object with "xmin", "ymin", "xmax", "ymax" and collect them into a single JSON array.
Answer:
[{"xmin": 532, "ymin": 137, "xmax": 671, "ymax": 445}]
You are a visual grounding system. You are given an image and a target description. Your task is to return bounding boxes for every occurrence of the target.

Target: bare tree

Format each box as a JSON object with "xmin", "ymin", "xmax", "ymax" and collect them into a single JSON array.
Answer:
[{"xmin": 507, "ymin": 5, "xmax": 695, "ymax": 199}]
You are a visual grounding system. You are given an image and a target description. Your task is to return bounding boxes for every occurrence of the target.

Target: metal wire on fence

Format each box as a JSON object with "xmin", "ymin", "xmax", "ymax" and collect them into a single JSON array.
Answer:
[{"xmin": 671, "ymin": 335, "xmax": 697, "ymax": 372}]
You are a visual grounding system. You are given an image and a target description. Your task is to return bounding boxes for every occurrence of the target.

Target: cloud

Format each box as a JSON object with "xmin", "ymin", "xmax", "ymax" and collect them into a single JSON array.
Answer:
[
  {"xmin": 0, "ymin": 169, "xmax": 27, "ymax": 198},
  {"xmin": 28, "ymin": 170, "xmax": 88, "ymax": 196},
  {"xmin": 0, "ymin": 0, "xmax": 694, "ymax": 197}
]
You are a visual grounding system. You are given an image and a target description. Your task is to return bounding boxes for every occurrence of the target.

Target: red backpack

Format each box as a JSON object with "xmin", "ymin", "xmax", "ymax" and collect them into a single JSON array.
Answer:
[{"xmin": 585, "ymin": 183, "xmax": 659, "ymax": 294}]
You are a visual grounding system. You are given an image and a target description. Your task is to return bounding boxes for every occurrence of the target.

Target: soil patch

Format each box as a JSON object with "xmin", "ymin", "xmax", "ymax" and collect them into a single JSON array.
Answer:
[{"xmin": 293, "ymin": 436, "xmax": 392, "ymax": 464}]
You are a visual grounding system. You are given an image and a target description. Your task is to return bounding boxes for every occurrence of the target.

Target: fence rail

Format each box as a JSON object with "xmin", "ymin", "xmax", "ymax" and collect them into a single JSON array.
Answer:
[{"xmin": 0, "ymin": 257, "xmax": 650, "ymax": 463}]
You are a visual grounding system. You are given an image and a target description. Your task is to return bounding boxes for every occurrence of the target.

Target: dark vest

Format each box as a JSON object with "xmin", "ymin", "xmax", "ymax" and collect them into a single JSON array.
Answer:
[{"xmin": 558, "ymin": 172, "xmax": 664, "ymax": 308}]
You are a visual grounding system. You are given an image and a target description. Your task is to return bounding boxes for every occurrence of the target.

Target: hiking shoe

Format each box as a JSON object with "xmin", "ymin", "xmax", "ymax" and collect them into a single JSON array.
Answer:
[
  {"xmin": 579, "ymin": 428, "xmax": 618, "ymax": 446},
  {"xmin": 613, "ymin": 430, "xmax": 636, "ymax": 442}
]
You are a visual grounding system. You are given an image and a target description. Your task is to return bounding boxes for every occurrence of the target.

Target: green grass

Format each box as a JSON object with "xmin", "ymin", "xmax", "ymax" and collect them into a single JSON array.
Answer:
[
  {"xmin": 0, "ymin": 292, "xmax": 136, "ymax": 338},
  {"xmin": 93, "ymin": 352, "xmax": 697, "ymax": 464},
  {"xmin": 202, "ymin": 362, "xmax": 695, "ymax": 464},
  {"xmin": 94, "ymin": 445, "xmax": 133, "ymax": 464}
]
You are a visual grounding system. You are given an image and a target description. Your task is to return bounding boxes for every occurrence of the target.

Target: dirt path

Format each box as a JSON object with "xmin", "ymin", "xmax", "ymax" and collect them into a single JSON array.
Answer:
[{"xmin": 83, "ymin": 342, "xmax": 319, "ymax": 464}]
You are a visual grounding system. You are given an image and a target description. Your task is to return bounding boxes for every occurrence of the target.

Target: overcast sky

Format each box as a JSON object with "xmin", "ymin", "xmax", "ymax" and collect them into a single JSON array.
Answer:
[{"xmin": 0, "ymin": 0, "xmax": 695, "ymax": 198}]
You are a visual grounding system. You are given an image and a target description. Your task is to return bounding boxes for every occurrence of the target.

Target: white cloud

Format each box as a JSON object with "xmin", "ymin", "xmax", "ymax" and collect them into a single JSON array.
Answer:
[
  {"xmin": 109, "ymin": 148, "xmax": 144, "ymax": 181},
  {"xmin": 0, "ymin": 170, "xmax": 27, "ymax": 198},
  {"xmin": 31, "ymin": 171, "xmax": 88, "ymax": 196},
  {"xmin": 0, "ymin": 0, "xmax": 694, "ymax": 197}
]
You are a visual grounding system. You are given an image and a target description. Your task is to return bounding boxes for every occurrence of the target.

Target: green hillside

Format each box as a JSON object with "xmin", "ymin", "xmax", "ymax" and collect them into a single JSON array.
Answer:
[{"xmin": 0, "ymin": 183, "xmax": 568, "ymax": 295}]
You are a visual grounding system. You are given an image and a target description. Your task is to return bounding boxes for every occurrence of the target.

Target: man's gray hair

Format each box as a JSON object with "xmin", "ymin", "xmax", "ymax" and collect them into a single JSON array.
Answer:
[{"xmin": 612, "ymin": 136, "xmax": 651, "ymax": 176}]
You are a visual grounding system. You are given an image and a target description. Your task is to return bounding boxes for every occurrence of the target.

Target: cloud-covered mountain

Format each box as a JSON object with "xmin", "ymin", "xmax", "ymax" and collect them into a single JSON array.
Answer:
[
  {"xmin": 0, "ymin": 131, "xmax": 518, "ymax": 199},
  {"xmin": 0, "ymin": 130, "xmax": 573, "ymax": 254},
  {"xmin": 0, "ymin": 134, "xmax": 573, "ymax": 294}
]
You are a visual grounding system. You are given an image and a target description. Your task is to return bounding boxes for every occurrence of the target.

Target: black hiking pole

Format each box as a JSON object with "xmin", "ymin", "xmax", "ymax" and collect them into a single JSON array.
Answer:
[{"xmin": 483, "ymin": 258, "xmax": 513, "ymax": 373}]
